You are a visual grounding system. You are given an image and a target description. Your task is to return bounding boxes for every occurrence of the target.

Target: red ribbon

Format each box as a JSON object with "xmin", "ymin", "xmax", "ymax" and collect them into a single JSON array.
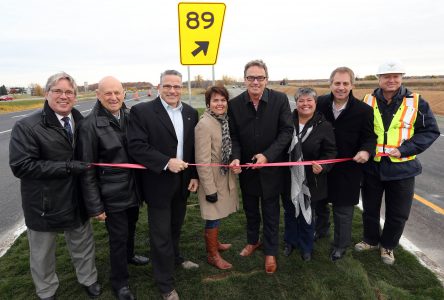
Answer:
[{"xmin": 92, "ymin": 157, "xmax": 355, "ymax": 170}]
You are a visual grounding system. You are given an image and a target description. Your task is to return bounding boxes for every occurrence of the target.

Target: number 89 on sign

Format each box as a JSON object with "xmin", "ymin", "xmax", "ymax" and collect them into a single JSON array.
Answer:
[{"xmin": 178, "ymin": 2, "xmax": 226, "ymax": 65}]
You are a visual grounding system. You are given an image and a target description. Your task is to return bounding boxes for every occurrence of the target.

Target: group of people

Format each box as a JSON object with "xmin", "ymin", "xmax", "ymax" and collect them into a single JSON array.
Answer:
[{"xmin": 9, "ymin": 59, "xmax": 439, "ymax": 300}]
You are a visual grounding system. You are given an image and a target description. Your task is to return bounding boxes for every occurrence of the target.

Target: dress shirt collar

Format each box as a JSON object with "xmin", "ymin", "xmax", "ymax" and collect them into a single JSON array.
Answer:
[{"xmin": 160, "ymin": 97, "xmax": 183, "ymax": 112}]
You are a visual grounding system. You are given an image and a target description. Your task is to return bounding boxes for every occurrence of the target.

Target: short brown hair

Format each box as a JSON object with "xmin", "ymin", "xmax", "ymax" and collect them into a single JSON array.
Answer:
[
  {"xmin": 205, "ymin": 85, "xmax": 229, "ymax": 106},
  {"xmin": 329, "ymin": 67, "xmax": 355, "ymax": 85}
]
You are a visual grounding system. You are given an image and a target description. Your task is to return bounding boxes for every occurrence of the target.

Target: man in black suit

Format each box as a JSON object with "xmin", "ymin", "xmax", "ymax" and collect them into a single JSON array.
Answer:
[
  {"xmin": 127, "ymin": 70, "xmax": 199, "ymax": 300},
  {"xmin": 228, "ymin": 60, "xmax": 293, "ymax": 274}
]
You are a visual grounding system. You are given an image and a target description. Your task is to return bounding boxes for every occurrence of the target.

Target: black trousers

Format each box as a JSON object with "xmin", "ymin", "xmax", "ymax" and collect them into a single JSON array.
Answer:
[
  {"xmin": 148, "ymin": 190, "xmax": 187, "ymax": 294},
  {"xmin": 105, "ymin": 206, "xmax": 139, "ymax": 290},
  {"xmin": 313, "ymin": 198, "xmax": 331, "ymax": 237},
  {"xmin": 242, "ymin": 193, "xmax": 280, "ymax": 256},
  {"xmin": 361, "ymin": 172, "xmax": 414, "ymax": 249}
]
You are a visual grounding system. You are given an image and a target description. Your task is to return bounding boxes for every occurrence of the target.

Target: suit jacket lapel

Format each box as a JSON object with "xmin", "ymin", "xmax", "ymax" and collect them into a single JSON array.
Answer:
[
  {"xmin": 182, "ymin": 104, "xmax": 193, "ymax": 140},
  {"xmin": 153, "ymin": 98, "xmax": 177, "ymax": 140}
]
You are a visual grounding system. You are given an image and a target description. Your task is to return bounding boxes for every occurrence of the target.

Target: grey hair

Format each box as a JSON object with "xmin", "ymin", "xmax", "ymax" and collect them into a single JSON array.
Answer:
[
  {"xmin": 45, "ymin": 72, "xmax": 78, "ymax": 95},
  {"xmin": 295, "ymin": 87, "xmax": 317, "ymax": 101},
  {"xmin": 329, "ymin": 67, "xmax": 355, "ymax": 85},
  {"xmin": 243, "ymin": 59, "xmax": 268, "ymax": 78},
  {"xmin": 160, "ymin": 70, "xmax": 182, "ymax": 84}
]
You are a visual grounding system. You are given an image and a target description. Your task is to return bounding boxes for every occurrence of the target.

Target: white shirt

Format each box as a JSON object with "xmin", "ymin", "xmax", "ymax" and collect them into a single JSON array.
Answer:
[
  {"xmin": 332, "ymin": 100, "xmax": 348, "ymax": 119},
  {"xmin": 160, "ymin": 97, "xmax": 184, "ymax": 160}
]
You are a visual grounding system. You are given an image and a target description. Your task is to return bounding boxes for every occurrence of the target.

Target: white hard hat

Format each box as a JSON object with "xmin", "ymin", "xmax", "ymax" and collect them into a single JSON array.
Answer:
[{"xmin": 376, "ymin": 60, "xmax": 406, "ymax": 75}]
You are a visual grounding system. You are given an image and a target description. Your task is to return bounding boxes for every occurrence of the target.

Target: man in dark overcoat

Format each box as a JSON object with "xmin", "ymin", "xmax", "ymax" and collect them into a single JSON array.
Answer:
[
  {"xmin": 316, "ymin": 67, "xmax": 376, "ymax": 261},
  {"xmin": 127, "ymin": 70, "xmax": 199, "ymax": 300},
  {"xmin": 228, "ymin": 59, "xmax": 293, "ymax": 274},
  {"xmin": 9, "ymin": 72, "xmax": 100, "ymax": 299},
  {"xmin": 77, "ymin": 76, "xmax": 148, "ymax": 300}
]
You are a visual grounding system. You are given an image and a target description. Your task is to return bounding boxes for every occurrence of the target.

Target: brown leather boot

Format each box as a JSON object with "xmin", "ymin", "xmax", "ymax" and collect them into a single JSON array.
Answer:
[
  {"xmin": 212, "ymin": 226, "xmax": 232, "ymax": 251},
  {"xmin": 265, "ymin": 255, "xmax": 277, "ymax": 274},
  {"xmin": 205, "ymin": 228, "xmax": 232, "ymax": 270}
]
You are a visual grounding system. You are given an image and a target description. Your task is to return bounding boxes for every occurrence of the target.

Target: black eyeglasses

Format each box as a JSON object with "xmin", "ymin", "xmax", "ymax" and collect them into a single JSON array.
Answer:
[
  {"xmin": 245, "ymin": 76, "xmax": 267, "ymax": 82},
  {"xmin": 162, "ymin": 84, "xmax": 182, "ymax": 90}
]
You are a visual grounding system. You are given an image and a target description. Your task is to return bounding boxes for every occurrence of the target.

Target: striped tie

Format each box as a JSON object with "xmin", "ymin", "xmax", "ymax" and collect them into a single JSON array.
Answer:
[{"xmin": 62, "ymin": 116, "xmax": 73, "ymax": 143}]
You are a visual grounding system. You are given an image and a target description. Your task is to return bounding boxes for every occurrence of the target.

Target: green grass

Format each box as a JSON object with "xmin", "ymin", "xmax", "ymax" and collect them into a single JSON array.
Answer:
[{"xmin": 0, "ymin": 192, "xmax": 443, "ymax": 300}]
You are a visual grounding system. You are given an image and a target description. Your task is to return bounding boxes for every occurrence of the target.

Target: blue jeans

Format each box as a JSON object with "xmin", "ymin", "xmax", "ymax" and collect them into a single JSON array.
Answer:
[{"xmin": 205, "ymin": 219, "xmax": 220, "ymax": 229}]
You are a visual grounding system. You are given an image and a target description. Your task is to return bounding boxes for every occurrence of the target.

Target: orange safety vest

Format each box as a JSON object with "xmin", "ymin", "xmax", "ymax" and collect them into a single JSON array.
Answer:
[{"xmin": 363, "ymin": 93, "xmax": 419, "ymax": 162}]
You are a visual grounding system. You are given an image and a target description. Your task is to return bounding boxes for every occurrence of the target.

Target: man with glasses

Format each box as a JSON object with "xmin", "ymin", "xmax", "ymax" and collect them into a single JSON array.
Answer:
[
  {"xmin": 128, "ymin": 70, "xmax": 199, "ymax": 300},
  {"xmin": 77, "ymin": 76, "xmax": 149, "ymax": 300},
  {"xmin": 228, "ymin": 60, "xmax": 293, "ymax": 274},
  {"xmin": 9, "ymin": 72, "xmax": 100, "ymax": 300}
]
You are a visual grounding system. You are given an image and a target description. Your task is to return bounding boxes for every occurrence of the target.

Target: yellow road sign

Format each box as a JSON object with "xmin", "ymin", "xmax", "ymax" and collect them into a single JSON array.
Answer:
[{"xmin": 178, "ymin": 2, "xmax": 226, "ymax": 65}]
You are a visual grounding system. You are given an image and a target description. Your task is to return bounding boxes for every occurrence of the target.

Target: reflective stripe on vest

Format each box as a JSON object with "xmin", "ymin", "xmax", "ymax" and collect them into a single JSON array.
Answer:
[{"xmin": 363, "ymin": 93, "xmax": 419, "ymax": 162}]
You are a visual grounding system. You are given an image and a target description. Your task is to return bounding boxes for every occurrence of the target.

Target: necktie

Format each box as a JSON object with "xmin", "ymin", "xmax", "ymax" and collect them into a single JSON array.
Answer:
[{"xmin": 62, "ymin": 116, "xmax": 73, "ymax": 143}]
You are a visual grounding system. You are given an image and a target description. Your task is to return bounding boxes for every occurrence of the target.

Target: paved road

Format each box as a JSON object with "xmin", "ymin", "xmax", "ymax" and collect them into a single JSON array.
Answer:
[{"xmin": 0, "ymin": 90, "xmax": 443, "ymax": 282}]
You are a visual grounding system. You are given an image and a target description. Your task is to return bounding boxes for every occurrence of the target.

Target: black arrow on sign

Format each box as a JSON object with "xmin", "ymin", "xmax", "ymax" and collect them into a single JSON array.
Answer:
[{"xmin": 191, "ymin": 41, "xmax": 209, "ymax": 56}]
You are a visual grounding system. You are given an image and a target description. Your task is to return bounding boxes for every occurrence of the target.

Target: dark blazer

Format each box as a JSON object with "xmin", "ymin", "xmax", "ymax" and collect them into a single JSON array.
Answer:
[
  {"xmin": 9, "ymin": 101, "xmax": 87, "ymax": 231},
  {"xmin": 127, "ymin": 97, "xmax": 198, "ymax": 208},
  {"xmin": 317, "ymin": 92, "xmax": 376, "ymax": 206},
  {"xmin": 228, "ymin": 88, "xmax": 293, "ymax": 198},
  {"xmin": 76, "ymin": 100, "xmax": 140, "ymax": 216}
]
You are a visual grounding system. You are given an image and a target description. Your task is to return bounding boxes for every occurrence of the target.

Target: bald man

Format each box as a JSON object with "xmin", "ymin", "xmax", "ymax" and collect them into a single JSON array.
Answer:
[{"xmin": 77, "ymin": 76, "xmax": 148, "ymax": 300}]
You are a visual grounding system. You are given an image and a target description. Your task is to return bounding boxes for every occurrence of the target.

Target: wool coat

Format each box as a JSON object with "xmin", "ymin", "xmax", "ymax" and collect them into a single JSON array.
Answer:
[
  {"xmin": 283, "ymin": 111, "xmax": 337, "ymax": 202},
  {"xmin": 228, "ymin": 88, "xmax": 293, "ymax": 198},
  {"xmin": 195, "ymin": 111, "xmax": 239, "ymax": 220},
  {"xmin": 316, "ymin": 92, "xmax": 376, "ymax": 206}
]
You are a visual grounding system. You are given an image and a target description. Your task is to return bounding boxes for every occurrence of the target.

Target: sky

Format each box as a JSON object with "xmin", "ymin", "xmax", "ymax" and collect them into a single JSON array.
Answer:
[{"xmin": 1, "ymin": 0, "xmax": 444, "ymax": 87}]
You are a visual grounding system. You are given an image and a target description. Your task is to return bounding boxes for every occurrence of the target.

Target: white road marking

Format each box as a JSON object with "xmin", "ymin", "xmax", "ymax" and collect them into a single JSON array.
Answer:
[
  {"xmin": 11, "ymin": 114, "xmax": 27, "ymax": 118},
  {"xmin": 0, "ymin": 223, "xmax": 26, "ymax": 258},
  {"xmin": 81, "ymin": 109, "xmax": 92, "ymax": 113},
  {"xmin": 0, "ymin": 129, "xmax": 12, "ymax": 134}
]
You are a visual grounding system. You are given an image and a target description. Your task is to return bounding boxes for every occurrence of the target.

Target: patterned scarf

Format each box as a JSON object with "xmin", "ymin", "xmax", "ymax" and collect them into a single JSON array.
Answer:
[
  {"xmin": 288, "ymin": 124, "xmax": 313, "ymax": 224},
  {"xmin": 208, "ymin": 108, "xmax": 232, "ymax": 175}
]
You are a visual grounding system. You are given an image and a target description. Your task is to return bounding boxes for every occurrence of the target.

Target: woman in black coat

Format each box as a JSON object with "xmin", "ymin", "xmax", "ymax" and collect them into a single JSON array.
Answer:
[{"xmin": 282, "ymin": 88, "xmax": 337, "ymax": 261}]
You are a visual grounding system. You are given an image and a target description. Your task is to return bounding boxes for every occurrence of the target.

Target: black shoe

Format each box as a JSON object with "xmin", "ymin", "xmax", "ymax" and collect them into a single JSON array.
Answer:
[
  {"xmin": 314, "ymin": 231, "xmax": 329, "ymax": 241},
  {"xmin": 283, "ymin": 243, "xmax": 293, "ymax": 257},
  {"xmin": 114, "ymin": 286, "xmax": 136, "ymax": 300},
  {"xmin": 330, "ymin": 248, "xmax": 346, "ymax": 262},
  {"xmin": 128, "ymin": 255, "xmax": 149, "ymax": 266},
  {"xmin": 301, "ymin": 252, "xmax": 312, "ymax": 261},
  {"xmin": 40, "ymin": 296, "xmax": 56, "ymax": 300},
  {"xmin": 83, "ymin": 282, "xmax": 101, "ymax": 298}
]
